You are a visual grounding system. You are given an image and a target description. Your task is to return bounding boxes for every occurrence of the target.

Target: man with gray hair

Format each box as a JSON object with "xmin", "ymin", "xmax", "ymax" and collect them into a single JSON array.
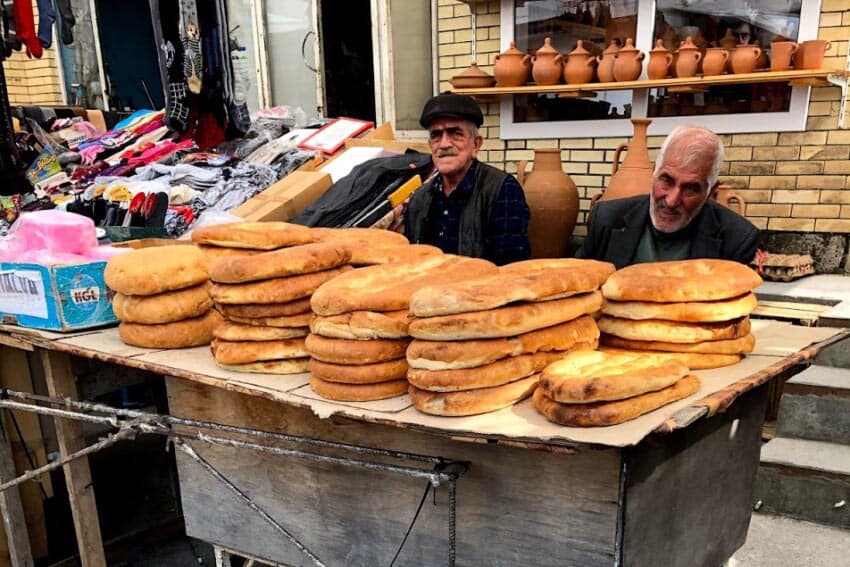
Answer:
[{"xmin": 576, "ymin": 125, "xmax": 759, "ymax": 268}]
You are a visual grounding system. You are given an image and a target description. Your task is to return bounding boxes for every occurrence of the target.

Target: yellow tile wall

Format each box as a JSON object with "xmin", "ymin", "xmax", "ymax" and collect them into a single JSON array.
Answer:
[{"xmin": 438, "ymin": 0, "xmax": 850, "ymax": 235}]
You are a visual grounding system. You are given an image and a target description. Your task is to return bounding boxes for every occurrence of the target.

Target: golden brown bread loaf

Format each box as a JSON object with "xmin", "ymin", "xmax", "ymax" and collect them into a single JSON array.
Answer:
[
  {"xmin": 406, "ymin": 316, "xmax": 599, "ymax": 370},
  {"xmin": 601, "ymin": 292, "xmax": 757, "ymax": 322},
  {"xmin": 407, "ymin": 351, "xmax": 563, "ymax": 392},
  {"xmin": 408, "ymin": 291, "xmax": 603, "ymax": 340},
  {"xmin": 310, "ymin": 310, "xmax": 411, "ymax": 339},
  {"xmin": 410, "ymin": 258, "xmax": 614, "ymax": 317},
  {"xmin": 226, "ymin": 313, "xmax": 313, "ymax": 328},
  {"xmin": 538, "ymin": 350, "xmax": 690, "ymax": 403},
  {"xmin": 533, "ymin": 374, "xmax": 700, "ymax": 427},
  {"xmin": 118, "ymin": 309, "xmax": 222, "ymax": 348},
  {"xmin": 599, "ymin": 333, "xmax": 756, "ymax": 354},
  {"xmin": 210, "ymin": 337, "xmax": 308, "ymax": 365},
  {"xmin": 348, "ymin": 244, "xmax": 443, "ymax": 266},
  {"xmin": 209, "ymin": 242, "xmax": 351, "ymax": 283},
  {"xmin": 191, "ymin": 221, "xmax": 313, "ymax": 249},
  {"xmin": 216, "ymin": 298, "xmax": 312, "ymax": 319},
  {"xmin": 598, "ymin": 347, "xmax": 742, "ymax": 370},
  {"xmin": 310, "ymin": 255, "xmax": 497, "ymax": 316},
  {"xmin": 601, "ymin": 259, "xmax": 762, "ymax": 302},
  {"xmin": 197, "ymin": 244, "xmax": 262, "ymax": 262},
  {"xmin": 308, "ymin": 358, "xmax": 409, "ymax": 384},
  {"xmin": 210, "ymin": 266, "xmax": 350, "ymax": 304},
  {"xmin": 408, "ymin": 375, "xmax": 539, "ymax": 416},
  {"xmin": 105, "ymin": 246, "xmax": 209, "ymax": 296},
  {"xmin": 217, "ymin": 358, "xmax": 310, "ymax": 374},
  {"xmin": 213, "ymin": 321, "xmax": 308, "ymax": 341},
  {"xmin": 112, "ymin": 282, "xmax": 212, "ymax": 324},
  {"xmin": 309, "ymin": 375, "xmax": 408, "ymax": 401},
  {"xmin": 304, "ymin": 334, "xmax": 410, "ymax": 364},
  {"xmin": 597, "ymin": 315, "xmax": 751, "ymax": 343},
  {"xmin": 309, "ymin": 227, "xmax": 415, "ymax": 265}
]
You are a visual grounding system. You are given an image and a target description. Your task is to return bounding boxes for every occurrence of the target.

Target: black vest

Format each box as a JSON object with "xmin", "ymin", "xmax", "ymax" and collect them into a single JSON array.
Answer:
[{"xmin": 406, "ymin": 162, "xmax": 508, "ymax": 259}]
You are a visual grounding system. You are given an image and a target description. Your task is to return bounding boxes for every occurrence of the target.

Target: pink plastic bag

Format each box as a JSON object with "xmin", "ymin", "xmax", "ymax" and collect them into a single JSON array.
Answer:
[{"xmin": 12, "ymin": 210, "xmax": 98, "ymax": 255}]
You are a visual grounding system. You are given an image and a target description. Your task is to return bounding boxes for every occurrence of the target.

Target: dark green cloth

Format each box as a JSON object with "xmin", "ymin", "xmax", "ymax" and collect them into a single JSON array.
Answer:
[{"xmin": 632, "ymin": 222, "xmax": 693, "ymax": 264}]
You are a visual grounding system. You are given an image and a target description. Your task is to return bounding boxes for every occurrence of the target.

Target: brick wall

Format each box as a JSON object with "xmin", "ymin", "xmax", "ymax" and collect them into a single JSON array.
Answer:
[{"xmin": 437, "ymin": 0, "xmax": 850, "ymax": 238}]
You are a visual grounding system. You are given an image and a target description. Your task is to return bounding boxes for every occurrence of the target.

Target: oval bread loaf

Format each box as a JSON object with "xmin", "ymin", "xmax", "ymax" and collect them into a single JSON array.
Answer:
[{"xmin": 105, "ymin": 246, "xmax": 209, "ymax": 296}]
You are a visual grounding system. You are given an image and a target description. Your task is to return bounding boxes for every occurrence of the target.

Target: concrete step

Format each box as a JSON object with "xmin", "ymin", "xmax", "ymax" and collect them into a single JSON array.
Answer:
[
  {"xmin": 776, "ymin": 365, "xmax": 850, "ymax": 444},
  {"xmin": 755, "ymin": 437, "xmax": 850, "ymax": 528}
]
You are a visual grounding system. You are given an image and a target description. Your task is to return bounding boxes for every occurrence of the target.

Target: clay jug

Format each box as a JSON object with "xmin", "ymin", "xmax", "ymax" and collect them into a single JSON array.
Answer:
[
  {"xmin": 494, "ymin": 41, "xmax": 532, "ymax": 87},
  {"xmin": 647, "ymin": 39, "xmax": 673, "ymax": 80},
  {"xmin": 675, "ymin": 37, "xmax": 702, "ymax": 78},
  {"xmin": 771, "ymin": 41, "xmax": 798, "ymax": 71},
  {"xmin": 596, "ymin": 41, "xmax": 619, "ymax": 83},
  {"xmin": 795, "ymin": 39, "xmax": 832, "ymax": 70},
  {"xmin": 702, "ymin": 47, "xmax": 729, "ymax": 76},
  {"xmin": 730, "ymin": 43, "xmax": 761, "ymax": 74},
  {"xmin": 599, "ymin": 118, "xmax": 654, "ymax": 203},
  {"xmin": 713, "ymin": 184, "xmax": 746, "ymax": 215},
  {"xmin": 613, "ymin": 38, "xmax": 644, "ymax": 82},
  {"xmin": 532, "ymin": 37, "xmax": 563, "ymax": 86},
  {"xmin": 754, "ymin": 40, "xmax": 769, "ymax": 69},
  {"xmin": 517, "ymin": 148, "xmax": 580, "ymax": 258},
  {"xmin": 563, "ymin": 40, "xmax": 596, "ymax": 84}
]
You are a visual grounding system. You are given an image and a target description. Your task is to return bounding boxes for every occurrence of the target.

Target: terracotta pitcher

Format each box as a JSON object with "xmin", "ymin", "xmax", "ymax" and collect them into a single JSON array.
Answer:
[
  {"xmin": 532, "ymin": 37, "xmax": 563, "ymax": 86},
  {"xmin": 675, "ymin": 37, "xmax": 702, "ymax": 78},
  {"xmin": 596, "ymin": 41, "xmax": 619, "ymax": 83},
  {"xmin": 702, "ymin": 47, "xmax": 729, "ymax": 76},
  {"xmin": 598, "ymin": 118, "xmax": 654, "ymax": 203},
  {"xmin": 494, "ymin": 41, "xmax": 531, "ymax": 87},
  {"xmin": 517, "ymin": 148, "xmax": 580, "ymax": 258},
  {"xmin": 613, "ymin": 38, "xmax": 644, "ymax": 82},
  {"xmin": 713, "ymin": 184, "xmax": 746, "ymax": 216},
  {"xmin": 647, "ymin": 39, "xmax": 673, "ymax": 79},
  {"xmin": 794, "ymin": 39, "xmax": 832, "ymax": 70},
  {"xmin": 771, "ymin": 41, "xmax": 798, "ymax": 71},
  {"xmin": 563, "ymin": 40, "xmax": 596, "ymax": 84},
  {"xmin": 730, "ymin": 43, "xmax": 761, "ymax": 74}
]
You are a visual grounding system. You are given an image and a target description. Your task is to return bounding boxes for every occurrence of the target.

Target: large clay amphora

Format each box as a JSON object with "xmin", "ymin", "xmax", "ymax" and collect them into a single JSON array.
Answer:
[
  {"xmin": 532, "ymin": 37, "xmax": 563, "ymax": 86},
  {"xmin": 517, "ymin": 148, "xmax": 579, "ymax": 258},
  {"xmin": 647, "ymin": 39, "xmax": 673, "ymax": 79},
  {"xmin": 713, "ymin": 184, "xmax": 746, "ymax": 215},
  {"xmin": 613, "ymin": 38, "xmax": 644, "ymax": 81},
  {"xmin": 730, "ymin": 43, "xmax": 761, "ymax": 74},
  {"xmin": 494, "ymin": 41, "xmax": 531, "ymax": 87},
  {"xmin": 600, "ymin": 118, "xmax": 654, "ymax": 202},
  {"xmin": 771, "ymin": 41, "xmax": 798, "ymax": 71}
]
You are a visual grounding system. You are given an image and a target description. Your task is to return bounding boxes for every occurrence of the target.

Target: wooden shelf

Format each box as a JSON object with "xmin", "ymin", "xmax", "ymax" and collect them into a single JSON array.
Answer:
[{"xmin": 451, "ymin": 68, "xmax": 843, "ymax": 97}]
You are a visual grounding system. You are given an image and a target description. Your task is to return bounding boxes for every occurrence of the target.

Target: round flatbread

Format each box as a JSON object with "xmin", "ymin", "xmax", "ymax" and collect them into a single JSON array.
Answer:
[
  {"xmin": 213, "ymin": 321, "xmax": 307, "ymax": 341},
  {"xmin": 406, "ymin": 316, "xmax": 599, "ymax": 370},
  {"xmin": 348, "ymin": 244, "xmax": 443, "ymax": 266},
  {"xmin": 598, "ymin": 347, "xmax": 742, "ymax": 370},
  {"xmin": 305, "ymin": 334, "xmax": 410, "ymax": 364},
  {"xmin": 112, "ymin": 282, "xmax": 212, "ymax": 324},
  {"xmin": 105, "ymin": 245, "xmax": 209, "ymax": 296},
  {"xmin": 597, "ymin": 315, "xmax": 751, "ymax": 344},
  {"xmin": 601, "ymin": 292, "xmax": 757, "ymax": 322},
  {"xmin": 408, "ymin": 375, "xmax": 538, "ymax": 417},
  {"xmin": 209, "ymin": 242, "xmax": 350, "ymax": 283},
  {"xmin": 408, "ymin": 291, "xmax": 603, "ymax": 340},
  {"xmin": 309, "ymin": 375, "xmax": 408, "ymax": 401},
  {"xmin": 197, "ymin": 244, "xmax": 262, "ymax": 262},
  {"xmin": 599, "ymin": 333, "xmax": 756, "ymax": 355},
  {"xmin": 308, "ymin": 358, "xmax": 409, "ymax": 384},
  {"xmin": 310, "ymin": 227, "xmax": 410, "ymax": 265},
  {"xmin": 538, "ymin": 349, "xmax": 690, "ymax": 403},
  {"xmin": 217, "ymin": 358, "xmax": 310, "ymax": 375},
  {"xmin": 407, "ymin": 351, "xmax": 563, "ymax": 392},
  {"xmin": 310, "ymin": 255, "xmax": 497, "ymax": 316},
  {"xmin": 533, "ymin": 375, "xmax": 701, "ymax": 427},
  {"xmin": 227, "ymin": 313, "xmax": 313, "ymax": 328},
  {"xmin": 601, "ymin": 259, "xmax": 762, "ymax": 302},
  {"xmin": 191, "ymin": 221, "xmax": 313, "ymax": 250},
  {"xmin": 310, "ymin": 310, "xmax": 411, "ymax": 339},
  {"xmin": 216, "ymin": 298, "xmax": 312, "ymax": 319},
  {"xmin": 210, "ymin": 337, "xmax": 308, "ymax": 365},
  {"xmin": 210, "ymin": 266, "xmax": 350, "ymax": 305},
  {"xmin": 409, "ymin": 258, "xmax": 614, "ymax": 317},
  {"xmin": 118, "ymin": 309, "xmax": 221, "ymax": 349}
]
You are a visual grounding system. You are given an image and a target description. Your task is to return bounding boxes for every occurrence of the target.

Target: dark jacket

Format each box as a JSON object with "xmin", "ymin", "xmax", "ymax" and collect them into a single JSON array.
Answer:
[{"xmin": 576, "ymin": 195, "xmax": 760, "ymax": 269}]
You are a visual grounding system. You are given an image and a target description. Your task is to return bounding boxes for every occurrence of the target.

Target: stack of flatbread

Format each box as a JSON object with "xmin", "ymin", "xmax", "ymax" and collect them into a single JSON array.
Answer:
[
  {"xmin": 308, "ymin": 255, "xmax": 497, "ymax": 402},
  {"xmin": 106, "ymin": 245, "xmax": 222, "ymax": 348},
  {"xmin": 196, "ymin": 222, "xmax": 352, "ymax": 374},
  {"xmin": 534, "ymin": 350, "xmax": 701, "ymax": 427},
  {"xmin": 406, "ymin": 259, "xmax": 615, "ymax": 416},
  {"xmin": 597, "ymin": 259, "xmax": 763, "ymax": 369},
  {"xmin": 310, "ymin": 227, "xmax": 442, "ymax": 266}
]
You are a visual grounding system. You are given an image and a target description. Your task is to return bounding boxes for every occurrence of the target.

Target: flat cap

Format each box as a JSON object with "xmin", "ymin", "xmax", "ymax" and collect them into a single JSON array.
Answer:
[{"xmin": 419, "ymin": 93, "xmax": 484, "ymax": 129}]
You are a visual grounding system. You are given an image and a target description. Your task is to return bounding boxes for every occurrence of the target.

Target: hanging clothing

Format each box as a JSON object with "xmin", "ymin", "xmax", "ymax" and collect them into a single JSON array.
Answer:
[{"xmin": 12, "ymin": 0, "xmax": 43, "ymax": 58}]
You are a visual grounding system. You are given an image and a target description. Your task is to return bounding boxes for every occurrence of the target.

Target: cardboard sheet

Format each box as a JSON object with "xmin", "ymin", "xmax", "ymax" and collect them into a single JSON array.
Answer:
[
  {"xmin": 289, "ymin": 383, "xmax": 413, "ymax": 414},
  {"xmin": 0, "ymin": 323, "xmax": 105, "ymax": 341},
  {"xmin": 57, "ymin": 329, "xmax": 164, "ymax": 358},
  {"xmin": 749, "ymin": 318, "xmax": 843, "ymax": 356}
]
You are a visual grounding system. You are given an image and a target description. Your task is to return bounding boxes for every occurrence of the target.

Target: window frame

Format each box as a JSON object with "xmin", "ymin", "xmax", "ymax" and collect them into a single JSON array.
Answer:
[{"xmin": 498, "ymin": 0, "xmax": 823, "ymax": 139}]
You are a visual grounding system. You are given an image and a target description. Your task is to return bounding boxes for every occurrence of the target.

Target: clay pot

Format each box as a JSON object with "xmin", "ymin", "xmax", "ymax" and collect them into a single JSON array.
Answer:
[
  {"xmin": 531, "ymin": 37, "xmax": 563, "ymax": 86},
  {"xmin": 770, "ymin": 41, "xmax": 798, "ymax": 71},
  {"xmin": 730, "ymin": 43, "xmax": 762, "ymax": 74},
  {"xmin": 754, "ymin": 40, "xmax": 769, "ymax": 69},
  {"xmin": 718, "ymin": 28, "xmax": 738, "ymax": 51},
  {"xmin": 702, "ymin": 47, "xmax": 729, "ymax": 76},
  {"xmin": 674, "ymin": 37, "xmax": 702, "ymax": 78},
  {"xmin": 563, "ymin": 40, "xmax": 596, "ymax": 84},
  {"xmin": 794, "ymin": 39, "xmax": 832, "ymax": 70},
  {"xmin": 494, "ymin": 42, "xmax": 531, "ymax": 87},
  {"xmin": 517, "ymin": 148, "xmax": 579, "ymax": 258},
  {"xmin": 712, "ymin": 184, "xmax": 746, "ymax": 216},
  {"xmin": 596, "ymin": 41, "xmax": 619, "ymax": 83},
  {"xmin": 647, "ymin": 39, "xmax": 673, "ymax": 80},
  {"xmin": 599, "ymin": 118, "xmax": 654, "ymax": 203},
  {"xmin": 450, "ymin": 62, "xmax": 496, "ymax": 89},
  {"xmin": 613, "ymin": 38, "xmax": 644, "ymax": 82}
]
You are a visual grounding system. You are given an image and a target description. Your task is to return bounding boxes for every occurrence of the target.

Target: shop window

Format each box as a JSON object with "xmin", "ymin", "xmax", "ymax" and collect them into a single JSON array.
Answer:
[{"xmin": 499, "ymin": 0, "xmax": 820, "ymax": 139}]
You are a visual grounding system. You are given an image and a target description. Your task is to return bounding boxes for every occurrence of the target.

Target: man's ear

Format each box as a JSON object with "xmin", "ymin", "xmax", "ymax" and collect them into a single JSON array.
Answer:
[{"xmin": 473, "ymin": 134, "xmax": 484, "ymax": 151}]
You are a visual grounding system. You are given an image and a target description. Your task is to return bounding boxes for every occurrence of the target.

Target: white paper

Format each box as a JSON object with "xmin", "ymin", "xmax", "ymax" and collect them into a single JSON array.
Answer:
[
  {"xmin": 0, "ymin": 269, "xmax": 49, "ymax": 319},
  {"xmin": 319, "ymin": 146, "xmax": 385, "ymax": 183}
]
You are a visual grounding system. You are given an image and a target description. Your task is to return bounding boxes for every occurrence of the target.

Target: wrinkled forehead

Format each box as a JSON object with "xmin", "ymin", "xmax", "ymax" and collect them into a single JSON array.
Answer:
[{"xmin": 428, "ymin": 118, "xmax": 471, "ymax": 131}]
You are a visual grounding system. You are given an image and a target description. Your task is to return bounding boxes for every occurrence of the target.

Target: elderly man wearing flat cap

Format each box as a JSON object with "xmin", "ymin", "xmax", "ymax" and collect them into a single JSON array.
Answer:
[{"xmin": 404, "ymin": 93, "xmax": 531, "ymax": 265}]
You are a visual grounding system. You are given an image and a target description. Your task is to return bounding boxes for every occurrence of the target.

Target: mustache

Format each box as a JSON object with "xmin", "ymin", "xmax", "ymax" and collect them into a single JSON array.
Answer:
[
  {"xmin": 436, "ymin": 148, "xmax": 459, "ymax": 158},
  {"xmin": 654, "ymin": 199, "xmax": 683, "ymax": 214}
]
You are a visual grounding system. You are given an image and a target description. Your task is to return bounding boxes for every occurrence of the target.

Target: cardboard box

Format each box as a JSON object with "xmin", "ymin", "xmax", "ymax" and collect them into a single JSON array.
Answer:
[
  {"xmin": 0, "ymin": 261, "xmax": 117, "ymax": 331},
  {"xmin": 233, "ymin": 171, "xmax": 333, "ymax": 221}
]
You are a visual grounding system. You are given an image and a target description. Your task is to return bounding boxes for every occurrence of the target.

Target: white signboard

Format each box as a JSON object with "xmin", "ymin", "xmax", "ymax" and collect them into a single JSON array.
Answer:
[{"xmin": 0, "ymin": 270, "xmax": 49, "ymax": 319}]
